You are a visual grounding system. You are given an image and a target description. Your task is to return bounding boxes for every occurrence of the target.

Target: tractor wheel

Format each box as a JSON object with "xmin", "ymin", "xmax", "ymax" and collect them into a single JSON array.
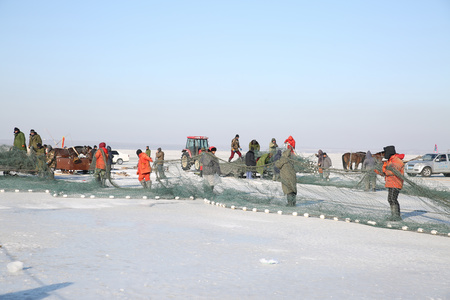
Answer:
[
  {"xmin": 194, "ymin": 159, "xmax": 201, "ymax": 171},
  {"xmin": 181, "ymin": 152, "xmax": 192, "ymax": 170}
]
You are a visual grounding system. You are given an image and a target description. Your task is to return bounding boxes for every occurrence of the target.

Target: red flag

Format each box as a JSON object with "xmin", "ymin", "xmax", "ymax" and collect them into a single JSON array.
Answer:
[{"xmin": 62, "ymin": 136, "xmax": 65, "ymax": 148}]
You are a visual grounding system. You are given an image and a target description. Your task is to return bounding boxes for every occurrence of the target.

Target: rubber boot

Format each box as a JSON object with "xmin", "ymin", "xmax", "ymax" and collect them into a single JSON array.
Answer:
[
  {"xmin": 286, "ymin": 193, "xmax": 296, "ymax": 207},
  {"xmin": 147, "ymin": 181, "xmax": 152, "ymax": 189},
  {"xmin": 140, "ymin": 180, "xmax": 147, "ymax": 188},
  {"xmin": 390, "ymin": 203, "xmax": 402, "ymax": 221}
]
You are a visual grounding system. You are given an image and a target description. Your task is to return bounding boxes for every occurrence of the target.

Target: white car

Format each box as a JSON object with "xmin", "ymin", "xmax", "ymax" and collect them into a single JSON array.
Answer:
[{"xmin": 111, "ymin": 150, "xmax": 129, "ymax": 165}]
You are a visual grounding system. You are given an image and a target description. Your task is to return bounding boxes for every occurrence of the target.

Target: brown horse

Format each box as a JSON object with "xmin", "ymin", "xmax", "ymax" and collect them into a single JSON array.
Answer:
[
  {"xmin": 342, "ymin": 152, "xmax": 366, "ymax": 170},
  {"xmin": 372, "ymin": 151, "xmax": 384, "ymax": 163}
]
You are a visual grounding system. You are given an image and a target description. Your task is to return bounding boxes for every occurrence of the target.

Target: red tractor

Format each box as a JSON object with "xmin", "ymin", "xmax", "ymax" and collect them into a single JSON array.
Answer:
[{"xmin": 181, "ymin": 136, "xmax": 209, "ymax": 171}]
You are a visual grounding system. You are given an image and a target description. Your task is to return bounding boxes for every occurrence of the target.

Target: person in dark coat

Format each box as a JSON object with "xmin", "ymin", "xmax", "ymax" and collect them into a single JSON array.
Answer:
[
  {"xmin": 245, "ymin": 149, "xmax": 256, "ymax": 179},
  {"xmin": 362, "ymin": 151, "xmax": 377, "ymax": 191},
  {"xmin": 106, "ymin": 146, "xmax": 114, "ymax": 172},
  {"xmin": 272, "ymin": 149, "xmax": 282, "ymax": 181}
]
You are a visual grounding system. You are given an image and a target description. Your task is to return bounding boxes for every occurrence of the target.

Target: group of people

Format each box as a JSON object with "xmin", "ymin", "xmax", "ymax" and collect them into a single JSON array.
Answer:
[
  {"xmin": 12, "ymin": 127, "xmax": 406, "ymax": 221},
  {"xmin": 136, "ymin": 146, "xmax": 166, "ymax": 189},
  {"xmin": 233, "ymin": 133, "xmax": 405, "ymax": 220}
]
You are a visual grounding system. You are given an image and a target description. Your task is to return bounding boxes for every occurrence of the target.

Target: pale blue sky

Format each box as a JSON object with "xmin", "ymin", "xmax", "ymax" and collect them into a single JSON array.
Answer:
[{"xmin": 1, "ymin": 0, "xmax": 449, "ymax": 153}]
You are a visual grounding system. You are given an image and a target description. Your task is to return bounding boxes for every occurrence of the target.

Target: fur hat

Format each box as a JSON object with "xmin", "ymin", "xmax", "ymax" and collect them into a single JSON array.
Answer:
[{"xmin": 383, "ymin": 145, "xmax": 396, "ymax": 160}]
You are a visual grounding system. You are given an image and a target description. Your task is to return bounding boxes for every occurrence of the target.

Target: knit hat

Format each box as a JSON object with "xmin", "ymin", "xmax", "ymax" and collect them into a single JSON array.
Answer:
[
  {"xmin": 99, "ymin": 142, "xmax": 106, "ymax": 148},
  {"xmin": 209, "ymin": 146, "xmax": 217, "ymax": 152},
  {"xmin": 30, "ymin": 129, "xmax": 35, "ymax": 133},
  {"xmin": 136, "ymin": 149, "xmax": 142, "ymax": 156},
  {"xmin": 14, "ymin": 127, "xmax": 19, "ymax": 133}
]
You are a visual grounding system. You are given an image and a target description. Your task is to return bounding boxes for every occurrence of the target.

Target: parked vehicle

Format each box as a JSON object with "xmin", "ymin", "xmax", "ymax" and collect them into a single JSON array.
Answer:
[
  {"xmin": 111, "ymin": 150, "xmax": 129, "ymax": 165},
  {"xmin": 181, "ymin": 136, "xmax": 209, "ymax": 171},
  {"xmin": 405, "ymin": 153, "xmax": 450, "ymax": 177}
]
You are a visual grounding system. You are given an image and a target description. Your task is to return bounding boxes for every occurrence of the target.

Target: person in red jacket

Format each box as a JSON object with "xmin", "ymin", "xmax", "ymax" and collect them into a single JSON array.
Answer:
[
  {"xmin": 375, "ymin": 145, "xmax": 405, "ymax": 221},
  {"xmin": 94, "ymin": 142, "xmax": 109, "ymax": 186},
  {"xmin": 136, "ymin": 149, "xmax": 153, "ymax": 188},
  {"xmin": 284, "ymin": 136, "xmax": 296, "ymax": 154}
]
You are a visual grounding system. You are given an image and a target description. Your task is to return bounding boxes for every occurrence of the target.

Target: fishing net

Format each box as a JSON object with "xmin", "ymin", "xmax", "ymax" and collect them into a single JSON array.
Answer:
[{"xmin": 1, "ymin": 145, "xmax": 449, "ymax": 235}]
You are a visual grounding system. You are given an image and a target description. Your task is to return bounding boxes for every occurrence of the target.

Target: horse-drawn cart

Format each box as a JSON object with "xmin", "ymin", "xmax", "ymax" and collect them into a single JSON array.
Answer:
[{"xmin": 56, "ymin": 157, "xmax": 91, "ymax": 173}]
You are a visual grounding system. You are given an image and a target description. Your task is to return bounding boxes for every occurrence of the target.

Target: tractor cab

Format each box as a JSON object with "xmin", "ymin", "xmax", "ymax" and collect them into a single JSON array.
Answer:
[{"xmin": 181, "ymin": 136, "xmax": 209, "ymax": 170}]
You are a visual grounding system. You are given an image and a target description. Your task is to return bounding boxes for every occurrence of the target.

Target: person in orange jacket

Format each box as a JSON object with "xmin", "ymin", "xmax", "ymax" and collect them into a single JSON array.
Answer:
[
  {"xmin": 375, "ymin": 145, "xmax": 405, "ymax": 221},
  {"xmin": 284, "ymin": 136, "xmax": 296, "ymax": 154},
  {"xmin": 94, "ymin": 142, "xmax": 109, "ymax": 186},
  {"xmin": 136, "ymin": 149, "xmax": 153, "ymax": 188}
]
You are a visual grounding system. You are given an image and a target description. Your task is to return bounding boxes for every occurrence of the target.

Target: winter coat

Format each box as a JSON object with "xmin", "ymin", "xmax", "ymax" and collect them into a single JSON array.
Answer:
[
  {"xmin": 146, "ymin": 149, "xmax": 151, "ymax": 157},
  {"xmin": 275, "ymin": 150, "xmax": 297, "ymax": 195},
  {"xmin": 95, "ymin": 148, "xmax": 108, "ymax": 170},
  {"xmin": 14, "ymin": 131, "xmax": 27, "ymax": 151},
  {"xmin": 231, "ymin": 138, "xmax": 240, "ymax": 151},
  {"xmin": 137, "ymin": 152, "xmax": 153, "ymax": 175},
  {"xmin": 249, "ymin": 140, "xmax": 260, "ymax": 152},
  {"xmin": 272, "ymin": 150, "xmax": 282, "ymax": 174},
  {"xmin": 156, "ymin": 151, "xmax": 164, "ymax": 165},
  {"xmin": 107, "ymin": 146, "xmax": 113, "ymax": 166},
  {"xmin": 256, "ymin": 153, "xmax": 271, "ymax": 175},
  {"xmin": 269, "ymin": 139, "xmax": 278, "ymax": 154},
  {"xmin": 245, "ymin": 150, "xmax": 256, "ymax": 167},
  {"xmin": 284, "ymin": 136, "xmax": 295, "ymax": 153},
  {"xmin": 322, "ymin": 156, "xmax": 332, "ymax": 169},
  {"xmin": 375, "ymin": 154, "xmax": 405, "ymax": 189},
  {"xmin": 202, "ymin": 152, "xmax": 221, "ymax": 176},
  {"xmin": 363, "ymin": 151, "xmax": 376, "ymax": 170},
  {"xmin": 35, "ymin": 146, "xmax": 45, "ymax": 156},
  {"xmin": 317, "ymin": 149, "xmax": 324, "ymax": 167},
  {"xmin": 29, "ymin": 133, "xmax": 42, "ymax": 150}
]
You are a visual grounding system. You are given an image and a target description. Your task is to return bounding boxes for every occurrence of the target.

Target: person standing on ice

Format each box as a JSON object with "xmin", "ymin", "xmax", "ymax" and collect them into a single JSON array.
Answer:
[
  {"xmin": 136, "ymin": 149, "xmax": 153, "ymax": 188},
  {"xmin": 228, "ymin": 134, "xmax": 242, "ymax": 162},
  {"xmin": 202, "ymin": 146, "xmax": 221, "ymax": 193},
  {"xmin": 275, "ymin": 149, "xmax": 297, "ymax": 206},
  {"xmin": 269, "ymin": 138, "xmax": 278, "ymax": 155},
  {"xmin": 106, "ymin": 145, "xmax": 114, "ymax": 172},
  {"xmin": 155, "ymin": 147, "xmax": 166, "ymax": 179},
  {"xmin": 316, "ymin": 149, "xmax": 324, "ymax": 179},
  {"xmin": 272, "ymin": 149, "xmax": 282, "ymax": 181},
  {"xmin": 245, "ymin": 148, "xmax": 256, "ymax": 179},
  {"xmin": 322, "ymin": 152, "xmax": 332, "ymax": 181},
  {"xmin": 284, "ymin": 135, "xmax": 296, "ymax": 154},
  {"xmin": 94, "ymin": 142, "xmax": 109, "ymax": 186},
  {"xmin": 362, "ymin": 151, "xmax": 377, "ymax": 192},
  {"xmin": 13, "ymin": 127, "xmax": 27, "ymax": 151},
  {"xmin": 248, "ymin": 140, "xmax": 260, "ymax": 153},
  {"xmin": 28, "ymin": 129, "xmax": 42, "ymax": 152},
  {"xmin": 375, "ymin": 145, "xmax": 405, "ymax": 221},
  {"xmin": 145, "ymin": 146, "xmax": 151, "ymax": 157}
]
